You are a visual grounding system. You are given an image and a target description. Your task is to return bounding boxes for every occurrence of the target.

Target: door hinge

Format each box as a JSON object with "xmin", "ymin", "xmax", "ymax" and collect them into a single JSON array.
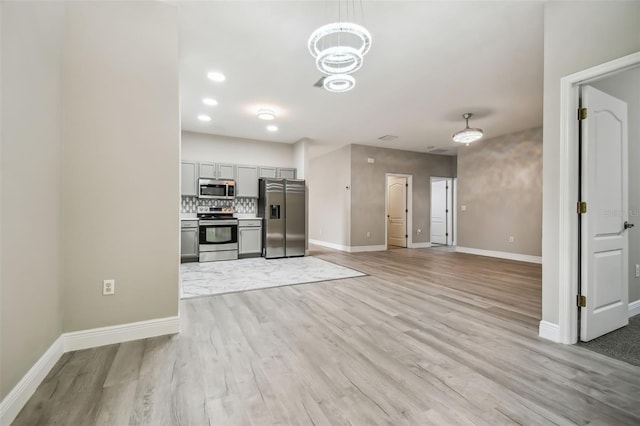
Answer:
[
  {"xmin": 578, "ymin": 108, "xmax": 587, "ymax": 120},
  {"xmin": 406, "ymin": 183, "xmax": 408, "ymax": 187},
  {"xmin": 577, "ymin": 201, "xmax": 587, "ymax": 214},
  {"xmin": 405, "ymin": 209, "xmax": 408, "ymax": 213},
  {"xmin": 405, "ymin": 234, "xmax": 408, "ymax": 238},
  {"xmin": 577, "ymin": 295, "xmax": 586, "ymax": 308}
]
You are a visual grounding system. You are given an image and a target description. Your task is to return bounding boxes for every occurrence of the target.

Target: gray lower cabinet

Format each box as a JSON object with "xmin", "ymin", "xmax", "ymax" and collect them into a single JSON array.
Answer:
[
  {"xmin": 236, "ymin": 165, "xmax": 259, "ymax": 198},
  {"xmin": 180, "ymin": 220, "xmax": 199, "ymax": 262},
  {"xmin": 181, "ymin": 161, "xmax": 198, "ymax": 196},
  {"xmin": 239, "ymin": 220, "xmax": 262, "ymax": 257}
]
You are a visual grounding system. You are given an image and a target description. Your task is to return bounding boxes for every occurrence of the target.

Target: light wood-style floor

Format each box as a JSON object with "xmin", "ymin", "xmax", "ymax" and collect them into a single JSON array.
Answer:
[{"xmin": 13, "ymin": 246, "xmax": 640, "ymax": 425}]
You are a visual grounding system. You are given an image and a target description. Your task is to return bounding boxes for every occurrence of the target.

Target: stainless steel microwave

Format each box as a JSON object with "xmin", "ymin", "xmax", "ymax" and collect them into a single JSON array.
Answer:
[{"xmin": 198, "ymin": 179, "xmax": 235, "ymax": 200}]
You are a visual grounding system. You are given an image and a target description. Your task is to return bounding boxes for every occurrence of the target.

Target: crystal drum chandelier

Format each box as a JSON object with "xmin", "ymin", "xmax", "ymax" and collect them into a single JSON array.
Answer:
[
  {"xmin": 308, "ymin": 2, "xmax": 372, "ymax": 93},
  {"xmin": 452, "ymin": 113, "xmax": 484, "ymax": 144}
]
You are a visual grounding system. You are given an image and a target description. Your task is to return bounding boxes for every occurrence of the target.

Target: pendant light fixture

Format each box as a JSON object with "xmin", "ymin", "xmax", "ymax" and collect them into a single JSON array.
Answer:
[
  {"xmin": 308, "ymin": 1, "xmax": 371, "ymax": 93},
  {"xmin": 452, "ymin": 113, "xmax": 484, "ymax": 144}
]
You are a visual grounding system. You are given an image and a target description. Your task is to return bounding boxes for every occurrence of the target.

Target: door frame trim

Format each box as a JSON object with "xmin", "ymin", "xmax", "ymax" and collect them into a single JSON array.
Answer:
[
  {"xmin": 384, "ymin": 173, "xmax": 412, "ymax": 248},
  {"xmin": 554, "ymin": 51, "xmax": 640, "ymax": 344}
]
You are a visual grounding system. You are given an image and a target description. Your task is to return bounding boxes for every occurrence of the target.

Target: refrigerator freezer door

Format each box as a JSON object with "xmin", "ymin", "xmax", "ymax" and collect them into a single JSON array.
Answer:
[
  {"xmin": 263, "ymin": 179, "xmax": 285, "ymax": 258},
  {"xmin": 285, "ymin": 179, "xmax": 306, "ymax": 257}
]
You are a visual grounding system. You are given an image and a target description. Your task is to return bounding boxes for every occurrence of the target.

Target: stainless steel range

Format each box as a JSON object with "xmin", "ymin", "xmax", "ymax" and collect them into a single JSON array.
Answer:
[{"xmin": 197, "ymin": 206, "xmax": 238, "ymax": 262}]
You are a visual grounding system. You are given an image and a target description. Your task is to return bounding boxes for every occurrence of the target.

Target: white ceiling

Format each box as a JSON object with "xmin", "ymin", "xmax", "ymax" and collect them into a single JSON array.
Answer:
[{"xmin": 178, "ymin": 1, "xmax": 544, "ymax": 156}]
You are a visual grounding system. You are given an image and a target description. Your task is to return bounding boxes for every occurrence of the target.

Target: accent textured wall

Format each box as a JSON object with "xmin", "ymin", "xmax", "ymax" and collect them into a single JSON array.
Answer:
[
  {"xmin": 350, "ymin": 144, "xmax": 455, "ymax": 247},
  {"xmin": 457, "ymin": 127, "xmax": 543, "ymax": 256}
]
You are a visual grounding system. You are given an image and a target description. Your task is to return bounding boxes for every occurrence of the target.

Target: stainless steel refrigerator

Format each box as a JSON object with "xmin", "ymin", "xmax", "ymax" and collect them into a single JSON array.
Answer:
[{"xmin": 258, "ymin": 178, "xmax": 306, "ymax": 259}]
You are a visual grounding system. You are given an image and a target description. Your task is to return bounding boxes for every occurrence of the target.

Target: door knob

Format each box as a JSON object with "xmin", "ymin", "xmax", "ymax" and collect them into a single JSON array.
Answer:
[{"xmin": 624, "ymin": 221, "xmax": 635, "ymax": 230}]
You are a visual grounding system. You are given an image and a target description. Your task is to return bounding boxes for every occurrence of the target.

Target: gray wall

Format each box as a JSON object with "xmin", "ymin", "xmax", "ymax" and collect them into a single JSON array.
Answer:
[
  {"xmin": 350, "ymin": 144, "xmax": 455, "ymax": 247},
  {"xmin": 591, "ymin": 67, "xmax": 640, "ymax": 304},
  {"xmin": 457, "ymin": 127, "xmax": 543, "ymax": 256},
  {"xmin": 1, "ymin": 2, "xmax": 180, "ymax": 398},
  {"xmin": 308, "ymin": 146, "xmax": 352, "ymax": 247},
  {"xmin": 542, "ymin": 1, "xmax": 640, "ymax": 324},
  {"xmin": 61, "ymin": 2, "xmax": 180, "ymax": 331},
  {"xmin": 1, "ymin": 1, "xmax": 66, "ymax": 399}
]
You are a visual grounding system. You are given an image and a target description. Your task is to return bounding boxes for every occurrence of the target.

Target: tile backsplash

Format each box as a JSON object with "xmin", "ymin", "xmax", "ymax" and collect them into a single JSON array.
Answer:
[{"xmin": 181, "ymin": 196, "xmax": 257, "ymax": 214}]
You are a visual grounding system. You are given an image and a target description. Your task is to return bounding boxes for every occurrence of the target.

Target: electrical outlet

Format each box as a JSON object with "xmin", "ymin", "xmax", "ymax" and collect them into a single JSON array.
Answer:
[
  {"xmin": 636, "ymin": 264, "xmax": 640, "ymax": 278},
  {"xmin": 103, "ymin": 279, "xmax": 115, "ymax": 296},
  {"xmin": 509, "ymin": 236, "xmax": 514, "ymax": 243},
  {"xmin": 366, "ymin": 231, "xmax": 371, "ymax": 238},
  {"xmin": 461, "ymin": 205, "xmax": 467, "ymax": 211}
]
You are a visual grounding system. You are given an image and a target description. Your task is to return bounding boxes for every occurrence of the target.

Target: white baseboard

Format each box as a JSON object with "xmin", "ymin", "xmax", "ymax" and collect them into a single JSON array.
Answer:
[
  {"xmin": 309, "ymin": 239, "xmax": 386, "ymax": 253},
  {"xmin": 0, "ymin": 336, "xmax": 64, "ymax": 426},
  {"xmin": 538, "ymin": 320, "xmax": 561, "ymax": 342},
  {"xmin": 349, "ymin": 244, "xmax": 387, "ymax": 253},
  {"xmin": 1, "ymin": 315, "xmax": 180, "ymax": 425},
  {"xmin": 309, "ymin": 239, "xmax": 350, "ymax": 252},
  {"xmin": 65, "ymin": 315, "xmax": 180, "ymax": 352},
  {"xmin": 409, "ymin": 242, "xmax": 431, "ymax": 248},
  {"xmin": 629, "ymin": 300, "xmax": 640, "ymax": 318},
  {"xmin": 456, "ymin": 246, "xmax": 542, "ymax": 264}
]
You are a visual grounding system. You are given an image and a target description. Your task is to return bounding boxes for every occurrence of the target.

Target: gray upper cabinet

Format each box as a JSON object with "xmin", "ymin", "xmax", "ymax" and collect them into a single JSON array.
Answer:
[
  {"xmin": 199, "ymin": 162, "xmax": 216, "ymax": 179},
  {"xmin": 277, "ymin": 168, "xmax": 296, "ymax": 179},
  {"xmin": 236, "ymin": 165, "xmax": 259, "ymax": 198},
  {"xmin": 181, "ymin": 161, "xmax": 198, "ymax": 196},
  {"xmin": 259, "ymin": 166, "xmax": 277, "ymax": 178},
  {"xmin": 217, "ymin": 163, "xmax": 236, "ymax": 180},
  {"xmin": 199, "ymin": 162, "xmax": 236, "ymax": 180}
]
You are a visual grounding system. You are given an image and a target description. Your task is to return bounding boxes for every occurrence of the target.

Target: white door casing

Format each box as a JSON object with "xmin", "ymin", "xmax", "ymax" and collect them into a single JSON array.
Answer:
[
  {"xmin": 580, "ymin": 85, "xmax": 629, "ymax": 342},
  {"xmin": 387, "ymin": 176, "xmax": 407, "ymax": 247},
  {"xmin": 431, "ymin": 179, "xmax": 447, "ymax": 245}
]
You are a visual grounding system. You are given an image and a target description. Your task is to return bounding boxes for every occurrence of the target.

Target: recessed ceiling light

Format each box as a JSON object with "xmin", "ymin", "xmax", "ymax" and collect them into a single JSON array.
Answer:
[
  {"xmin": 257, "ymin": 108, "xmax": 276, "ymax": 120},
  {"xmin": 197, "ymin": 114, "xmax": 211, "ymax": 122},
  {"xmin": 202, "ymin": 97, "xmax": 218, "ymax": 106},
  {"xmin": 207, "ymin": 71, "xmax": 226, "ymax": 82},
  {"xmin": 266, "ymin": 125, "xmax": 278, "ymax": 132}
]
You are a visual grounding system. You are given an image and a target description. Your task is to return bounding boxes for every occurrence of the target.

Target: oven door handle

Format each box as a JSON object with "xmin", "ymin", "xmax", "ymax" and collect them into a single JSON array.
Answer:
[{"xmin": 199, "ymin": 220, "xmax": 238, "ymax": 226}]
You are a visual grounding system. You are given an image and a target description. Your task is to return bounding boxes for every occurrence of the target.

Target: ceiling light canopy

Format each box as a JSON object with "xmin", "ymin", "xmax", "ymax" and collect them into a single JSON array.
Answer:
[
  {"xmin": 197, "ymin": 114, "xmax": 211, "ymax": 122},
  {"xmin": 207, "ymin": 71, "xmax": 226, "ymax": 82},
  {"xmin": 256, "ymin": 108, "xmax": 276, "ymax": 120},
  {"xmin": 308, "ymin": 1, "xmax": 371, "ymax": 93},
  {"xmin": 452, "ymin": 113, "xmax": 483, "ymax": 144},
  {"xmin": 202, "ymin": 97, "xmax": 218, "ymax": 106}
]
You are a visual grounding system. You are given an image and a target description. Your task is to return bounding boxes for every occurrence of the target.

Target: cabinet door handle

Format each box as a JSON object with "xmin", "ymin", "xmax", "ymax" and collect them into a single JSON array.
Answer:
[{"xmin": 624, "ymin": 221, "xmax": 635, "ymax": 230}]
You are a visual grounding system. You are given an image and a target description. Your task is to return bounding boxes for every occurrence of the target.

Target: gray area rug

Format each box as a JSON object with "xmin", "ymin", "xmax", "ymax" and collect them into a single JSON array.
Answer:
[
  {"xmin": 578, "ymin": 315, "xmax": 640, "ymax": 367},
  {"xmin": 180, "ymin": 256, "xmax": 366, "ymax": 299}
]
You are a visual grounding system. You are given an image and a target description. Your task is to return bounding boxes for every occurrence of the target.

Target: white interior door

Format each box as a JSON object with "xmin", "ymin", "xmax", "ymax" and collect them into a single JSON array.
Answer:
[
  {"xmin": 431, "ymin": 179, "xmax": 447, "ymax": 245},
  {"xmin": 580, "ymin": 85, "xmax": 629, "ymax": 342},
  {"xmin": 387, "ymin": 176, "xmax": 407, "ymax": 247}
]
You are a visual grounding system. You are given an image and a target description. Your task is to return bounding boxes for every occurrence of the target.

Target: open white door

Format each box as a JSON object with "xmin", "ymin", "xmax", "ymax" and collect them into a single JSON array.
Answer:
[
  {"xmin": 387, "ymin": 176, "xmax": 407, "ymax": 247},
  {"xmin": 431, "ymin": 179, "xmax": 447, "ymax": 245},
  {"xmin": 580, "ymin": 85, "xmax": 629, "ymax": 342}
]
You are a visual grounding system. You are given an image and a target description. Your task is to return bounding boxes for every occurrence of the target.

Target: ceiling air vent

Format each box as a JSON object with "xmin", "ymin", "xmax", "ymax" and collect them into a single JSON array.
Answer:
[
  {"xmin": 428, "ymin": 148, "xmax": 449, "ymax": 154},
  {"xmin": 378, "ymin": 135, "xmax": 398, "ymax": 141}
]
